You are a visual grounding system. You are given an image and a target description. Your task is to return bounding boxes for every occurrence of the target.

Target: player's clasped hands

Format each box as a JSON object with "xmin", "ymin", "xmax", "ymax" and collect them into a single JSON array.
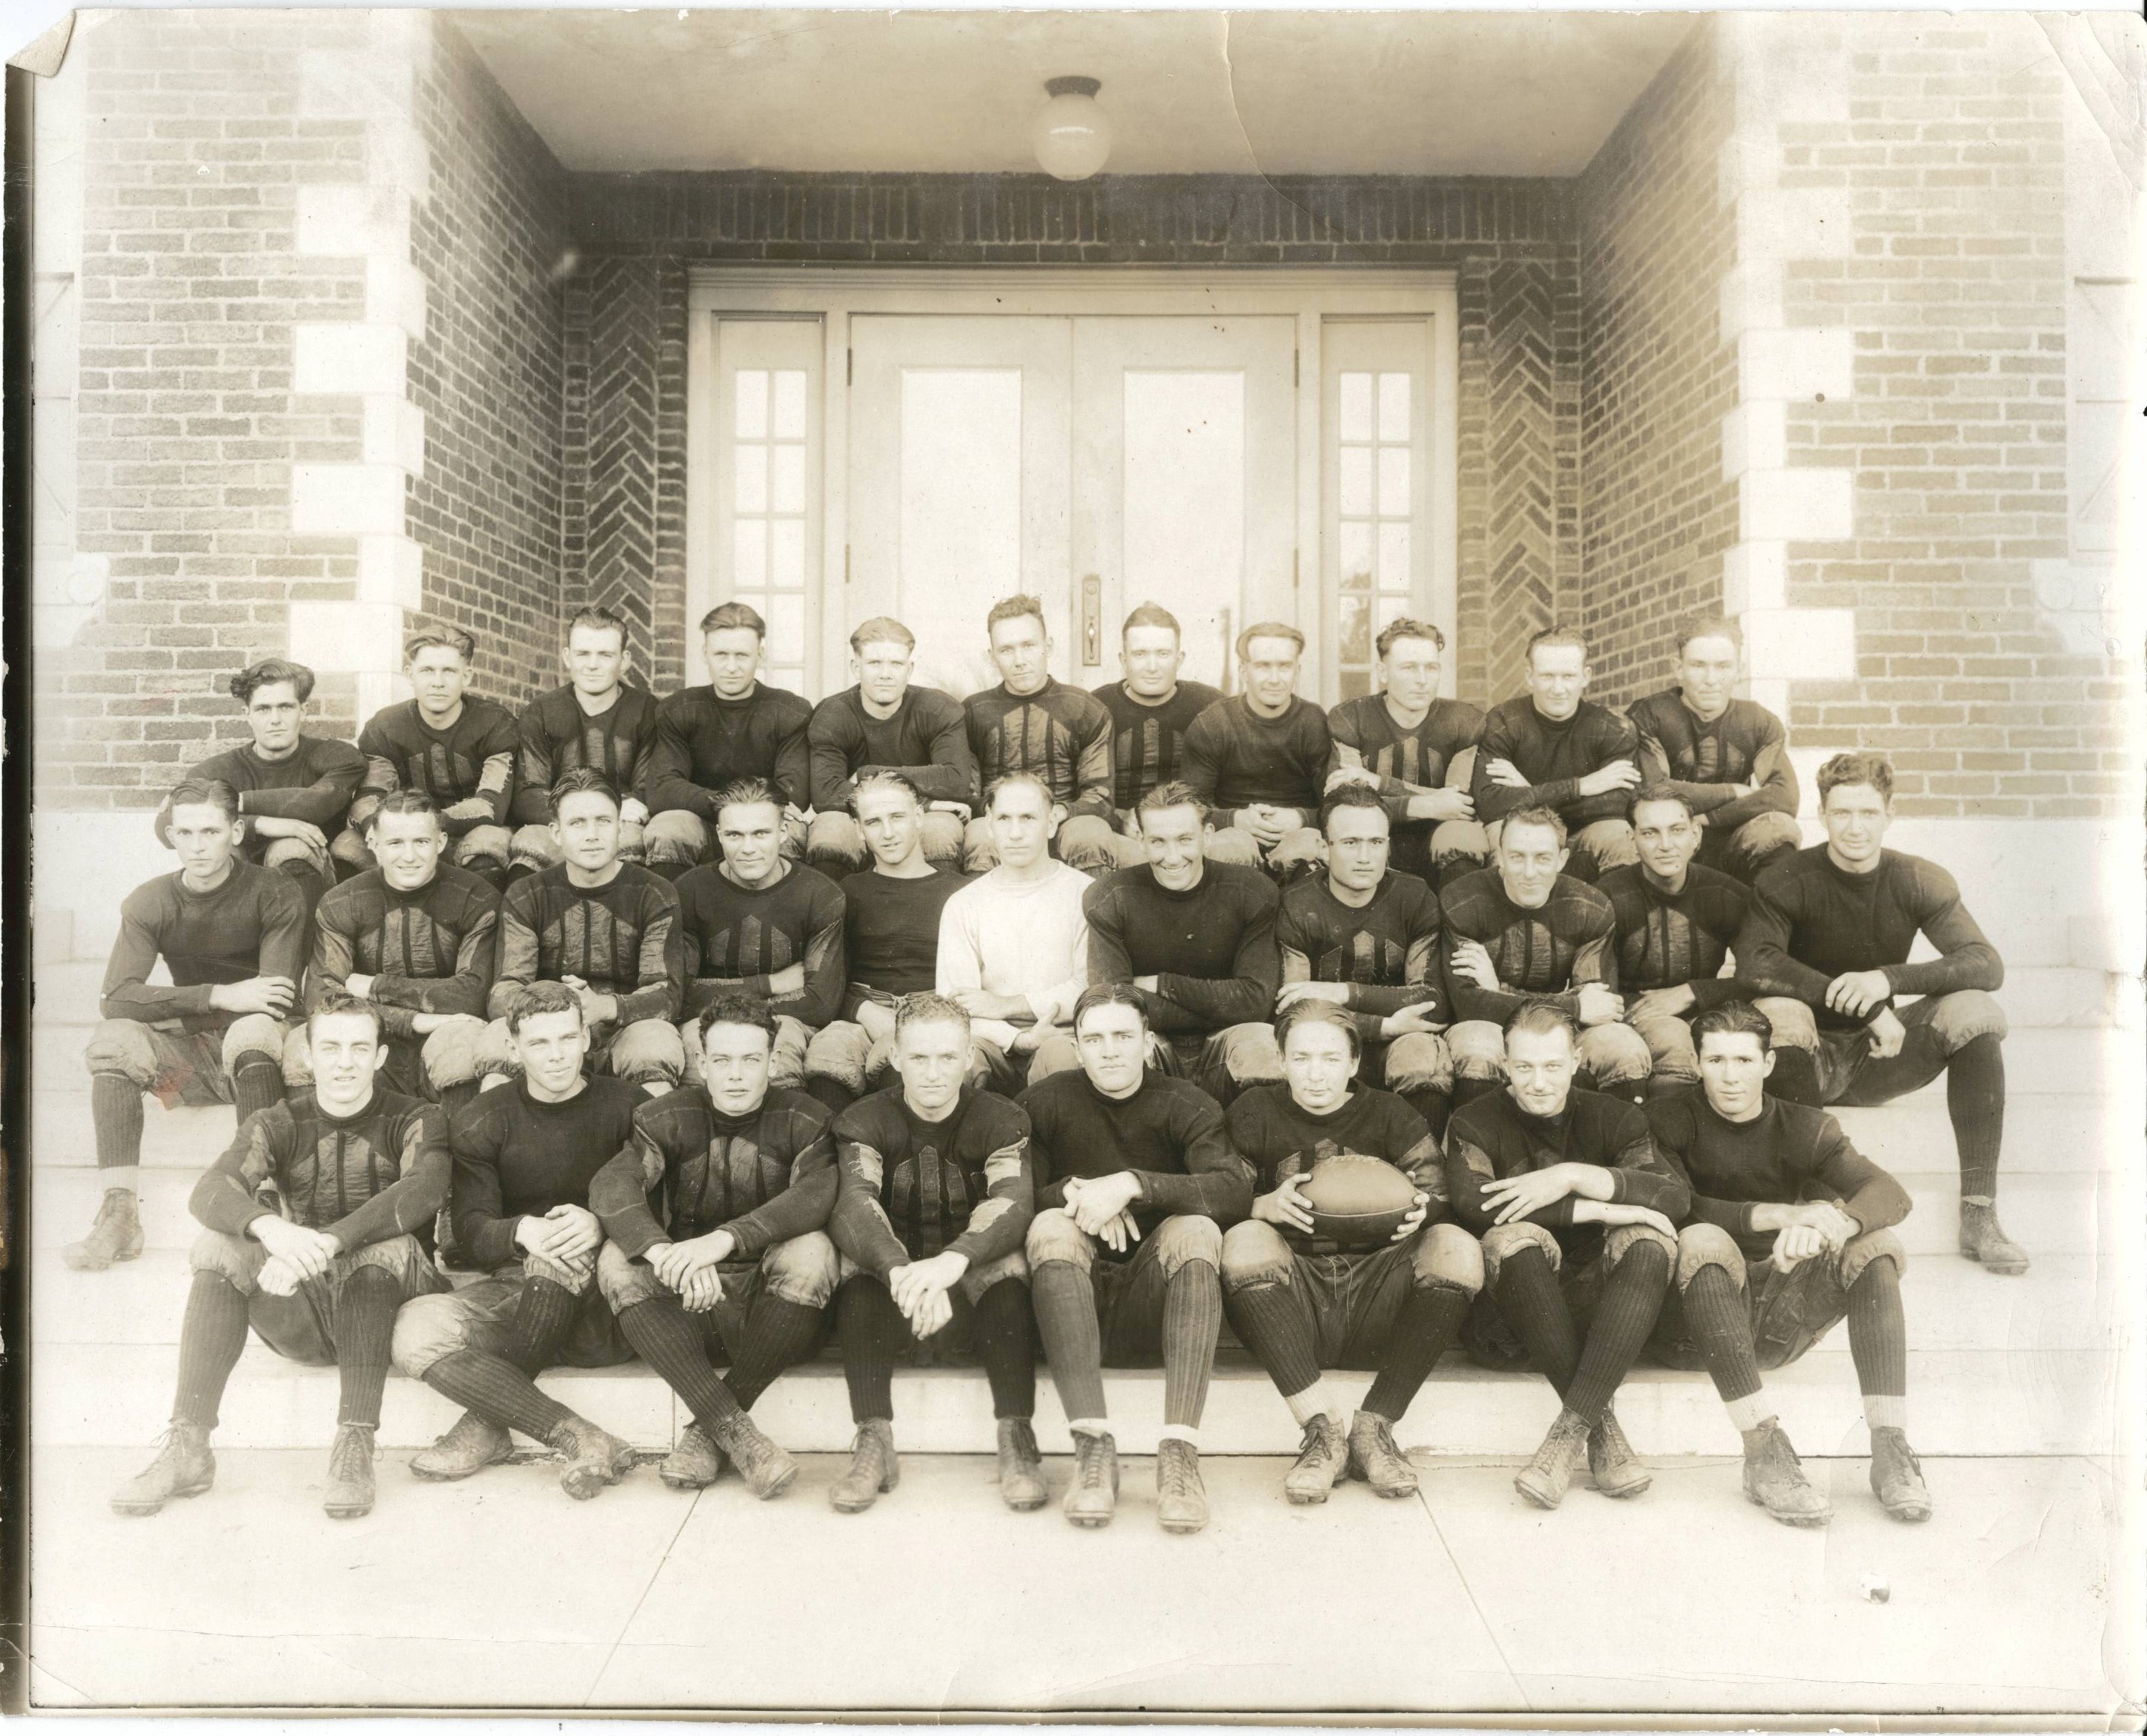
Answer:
[
  {"xmin": 1825, "ymin": 968, "xmax": 1895, "ymax": 1020},
  {"xmin": 1769, "ymin": 1200, "xmax": 1860, "ymax": 1272},
  {"xmin": 210, "ymin": 974, "xmax": 297, "ymax": 1017},
  {"xmin": 1864, "ymin": 1004, "xmax": 1908, "ymax": 1059},
  {"xmin": 1378, "ymin": 1003, "xmax": 1444, "ymax": 1040},
  {"xmin": 1575, "ymin": 982, "xmax": 1625, "ymax": 1026},
  {"xmin": 1481, "ymin": 1164, "xmax": 1586, "ymax": 1224},
  {"xmin": 517, "ymin": 1202, "xmax": 602, "ymax": 1274},
  {"xmin": 1064, "ymin": 1171, "xmax": 1143, "ymax": 1240},
  {"xmin": 888, "ymin": 1250, "xmax": 968, "ymax": 1338},
  {"xmin": 1575, "ymin": 758, "xmax": 1643, "ymax": 798},
  {"xmin": 251, "ymin": 1214, "xmax": 341, "ymax": 1285}
]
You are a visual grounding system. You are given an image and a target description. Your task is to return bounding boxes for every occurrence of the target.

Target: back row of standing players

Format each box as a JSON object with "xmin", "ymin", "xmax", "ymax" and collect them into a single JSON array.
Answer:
[{"xmin": 76, "ymin": 593, "xmax": 2022, "ymax": 1528}]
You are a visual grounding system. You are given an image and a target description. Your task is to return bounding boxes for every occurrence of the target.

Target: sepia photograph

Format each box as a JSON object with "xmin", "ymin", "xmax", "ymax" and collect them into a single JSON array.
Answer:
[{"xmin": 8, "ymin": 0, "xmax": 2144, "ymax": 1720}]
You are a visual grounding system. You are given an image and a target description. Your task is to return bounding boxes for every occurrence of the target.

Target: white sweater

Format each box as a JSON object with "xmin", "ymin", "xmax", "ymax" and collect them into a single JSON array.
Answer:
[{"xmin": 936, "ymin": 860, "xmax": 1092, "ymax": 1041}]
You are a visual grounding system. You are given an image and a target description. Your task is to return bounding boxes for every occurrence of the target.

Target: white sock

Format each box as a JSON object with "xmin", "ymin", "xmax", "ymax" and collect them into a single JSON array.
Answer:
[
  {"xmin": 1157, "ymin": 1423, "xmax": 1200, "ymax": 1449},
  {"xmin": 1864, "ymin": 1394, "xmax": 1908, "ymax": 1433},
  {"xmin": 1284, "ymin": 1379, "xmax": 1344, "ymax": 1430},
  {"xmin": 1068, "ymin": 1418, "xmax": 1111, "ymax": 1441},
  {"xmin": 1726, "ymin": 1392, "xmax": 1776, "ymax": 1435},
  {"xmin": 102, "ymin": 1166, "xmax": 141, "ymax": 1200}
]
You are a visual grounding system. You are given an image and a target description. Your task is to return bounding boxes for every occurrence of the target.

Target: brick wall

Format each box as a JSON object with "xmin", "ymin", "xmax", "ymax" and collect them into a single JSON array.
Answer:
[{"xmin": 1575, "ymin": 22, "xmax": 1742, "ymax": 709}]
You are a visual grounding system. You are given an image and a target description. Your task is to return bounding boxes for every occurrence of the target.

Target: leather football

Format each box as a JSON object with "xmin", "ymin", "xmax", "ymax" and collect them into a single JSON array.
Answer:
[{"xmin": 1297, "ymin": 1151, "xmax": 1420, "ymax": 1249}]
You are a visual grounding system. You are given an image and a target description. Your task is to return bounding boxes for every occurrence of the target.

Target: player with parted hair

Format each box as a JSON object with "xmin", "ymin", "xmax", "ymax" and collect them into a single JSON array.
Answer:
[
  {"xmin": 1324, "ymin": 616, "xmax": 1487, "ymax": 885},
  {"xmin": 1471, "ymin": 626, "xmax": 1641, "ymax": 883},
  {"xmin": 1090, "ymin": 601, "xmax": 1226, "ymax": 850},
  {"xmin": 641, "ymin": 601, "xmax": 813, "ymax": 878},
  {"xmin": 506, "ymin": 605, "xmax": 663, "ymax": 882},
  {"xmin": 155, "ymin": 656, "xmax": 365, "ymax": 929},
  {"xmin": 1220, "ymin": 999, "xmax": 1481, "ymax": 1505},
  {"xmin": 335, "ymin": 625, "xmax": 519, "ymax": 886},
  {"xmin": 1444, "ymin": 1003, "xmax": 1689, "ymax": 1510},
  {"xmin": 805, "ymin": 615, "xmax": 976, "ymax": 875},
  {"xmin": 1181, "ymin": 619, "xmax": 1331, "ymax": 875},
  {"xmin": 70, "ymin": 777, "xmax": 307, "ymax": 1273},
  {"xmin": 109, "ymin": 992, "xmax": 452, "ymax": 1521},
  {"xmin": 587, "ymin": 993, "xmax": 842, "ymax": 1499},
  {"xmin": 1646, "ymin": 1002, "xmax": 1929, "ymax": 1527},
  {"xmin": 825, "ymin": 992, "xmax": 1044, "ymax": 1514},
  {"xmin": 961, "ymin": 593, "xmax": 1140, "ymax": 876},
  {"xmin": 1020, "ymin": 982, "xmax": 1251, "ymax": 1533}
]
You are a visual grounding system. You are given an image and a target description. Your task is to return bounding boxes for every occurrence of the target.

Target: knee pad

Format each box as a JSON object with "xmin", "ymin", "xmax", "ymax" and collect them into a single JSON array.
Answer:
[
  {"xmin": 1200, "ymin": 828, "xmax": 1262, "ymax": 868},
  {"xmin": 1429, "ymin": 818, "xmax": 1489, "ymax": 867},
  {"xmin": 85, "ymin": 1019, "xmax": 160, "ymax": 1088},
  {"xmin": 1025, "ymin": 1032, "xmax": 1081, "ymax": 1084},
  {"xmin": 509, "ymin": 824, "xmax": 560, "ymax": 873},
  {"xmin": 1674, "ymin": 1222, "xmax": 1747, "ymax": 1291},
  {"xmin": 421, "ymin": 1015, "xmax": 491, "ymax": 1090},
  {"xmin": 455, "ymin": 825, "xmax": 512, "ymax": 870},
  {"xmin": 1445, "ymin": 1020, "xmax": 1508, "ymax": 1082},
  {"xmin": 1024, "ymin": 1207, "xmax": 1094, "ymax": 1270},
  {"xmin": 329, "ymin": 829, "xmax": 374, "ymax": 873},
  {"xmin": 1152, "ymin": 1212, "xmax": 1223, "ymax": 1275},
  {"xmin": 390, "ymin": 1292, "xmax": 468, "ymax": 1377},
  {"xmin": 595, "ymin": 1239, "xmax": 666, "ymax": 1312},
  {"xmin": 1221, "ymin": 1022, "xmax": 1284, "ymax": 1085},
  {"xmin": 956, "ymin": 1248, "xmax": 1029, "ymax": 1302},
  {"xmin": 221, "ymin": 1014, "xmax": 287, "ymax": 1075},
  {"xmin": 471, "ymin": 1017, "xmax": 518, "ymax": 1080},
  {"xmin": 188, "ymin": 1228, "xmax": 265, "ymax": 1292},
  {"xmin": 1929, "ymin": 989, "xmax": 2008, "ymax": 1051},
  {"xmin": 610, "ymin": 1018, "xmax": 687, "ymax": 1088},
  {"xmin": 281, "ymin": 1025, "xmax": 316, "ymax": 1088},
  {"xmin": 1056, "ymin": 815, "xmax": 1117, "ymax": 874},
  {"xmin": 1479, "ymin": 1220, "xmax": 1560, "ymax": 1283},
  {"xmin": 1579, "ymin": 1021, "xmax": 1652, "ymax": 1088},
  {"xmin": 804, "ymin": 1021, "xmax": 871, "ymax": 1094},
  {"xmin": 1219, "ymin": 1219, "xmax": 1292, "ymax": 1290},
  {"xmin": 763, "ymin": 1230, "xmax": 841, "ymax": 1309},
  {"xmin": 918, "ymin": 810, "xmax": 966, "ymax": 867},
  {"xmin": 524, "ymin": 1250, "xmax": 596, "ymax": 1295},
  {"xmin": 1752, "ymin": 997, "xmax": 1818, "ymax": 1052},
  {"xmin": 644, "ymin": 811, "xmax": 707, "ymax": 866},
  {"xmin": 807, "ymin": 812, "xmax": 866, "ymax": 871},
  {"xmin": 1838, "ymin": 1225, "xmax": 1906, "ymax": 1289},
  {"xmin": 961, "ymin": 815, "xmax": 999, "ymax": 874},
  {"xmin": 1605, "ymin": 1222, "xmax": 1676, "ymax": 1273},
  {"xmin": 346, "ymin": 1232, "xmax": 436, "ymax": 1293},
  {"xmin": 1385, "ymin": 1030, "xmax": 1454, "ymax": 1095},
  {"xmin": 261, "ymin": 835, "xmax": 329, "ymax": 877},
  {"xmin": 1268, "ymin": 828, "xmax": 1328, "ymax": 871},
  {"xmin": 1577, "ymin": 820, "xmax": 1639, "ymax": 871},
  {"xmin": 1413, "ymin": 1221, "xmax": 1485, "ymax": 1295}
]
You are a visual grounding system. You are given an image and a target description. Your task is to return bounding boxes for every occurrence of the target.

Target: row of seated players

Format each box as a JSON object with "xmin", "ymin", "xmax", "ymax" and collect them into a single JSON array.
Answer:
[{"xmin": 107, "ymin": 980, "xmax": 1930, "ymax": 1541}]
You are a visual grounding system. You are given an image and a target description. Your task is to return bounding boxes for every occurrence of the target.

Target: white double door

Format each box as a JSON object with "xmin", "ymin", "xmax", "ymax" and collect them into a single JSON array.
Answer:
[{"xmin": 847, "ymin": 315, "xmax": 1297, "ymax": 699}]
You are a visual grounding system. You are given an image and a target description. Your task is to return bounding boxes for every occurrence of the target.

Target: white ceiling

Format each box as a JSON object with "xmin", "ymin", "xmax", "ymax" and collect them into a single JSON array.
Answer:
[{"xmin": 454, "ymin": 11, "xmax": 1696, "ymax": 178}]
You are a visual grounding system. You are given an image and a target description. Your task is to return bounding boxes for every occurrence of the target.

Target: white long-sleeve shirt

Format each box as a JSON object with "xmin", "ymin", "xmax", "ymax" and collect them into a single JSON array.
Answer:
[{"xmin": 937, "ymin": 860, "xmax": 1092, "ymax": 1042}]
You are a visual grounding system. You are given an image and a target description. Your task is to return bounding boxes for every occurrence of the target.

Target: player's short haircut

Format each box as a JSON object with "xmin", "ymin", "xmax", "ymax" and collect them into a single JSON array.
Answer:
[
  {"xmin": 363, "ymin": 790, "xmax": 443, "ymax": 835},
  {"xmin": 849, "ymin": 615, "xmax": 916, "ymax": 654},
  {"xmin": 1676, "ymin": 615, "xmax": 1744, "ymax": 657},
  {"xmin": 550, "ymin": 767, "xmax": 621, "ymax": 813},
  {"xmin": 1235, "ymin": 619, "xmax": 1305, "ymax": 661},
  {"xmin": 1506, "ymin": 1002, "xmax": 1580, "ymax": 1048},
  {"xmin": 1525, "ymin": 625, "xmax": 1590, "ymax": 667},
  {"xmin": 1276, "ymin": 997, "xmax": 1362, "ymax": 1062},
  {"xmin": 984, "ymin": 770, "xmax": 1054, "ymax": 812},
  {"xmin": 565, "ymin": 605, "xmax": 628, "ymax": 646},
  {"xmin": 852, "ymin": 768, "xmax": 923, "ymax": 808},
  {"xmin": 229, "ymin": 657, "xmax": 315, "ymax": 706},
  {"xmin": 696, "ymin": 991, "xmax": 779, "ymax": 1050},
  {"xmin": 1628, "ymin": 782, "xmax": 1696, "ymax": 823},
  {"xmin": 1817, "ymin": 750, "xmax": 1894, "ymax": 805},
  {"xmin": 986, "ymin": 593, "xmax": 1047, "ymax": 638},
  {"xmin": 167, "ymin": 777, "xmax": 241, "ymax": 822},
  {"xmin": 1498, "ymin": 804, "xmax": 1569, "ymax": 850},
  {"xmin": 1693, "ymin": 1001, "xmax": 1774, "ymax": 1053},
  {"xmin": 700, "ymin": 600, "xmax": 766, "ymax": 638},
  {"xmin": 1320, "ymin": 783, "xmax": 1390, "ymax": 835},
  {"xmin": 1121, "ymin": 602, "xmax": 1181, "ymax": 640},
  {"xmin": 1135, "ymin": 779, "xmax": 1208, "ymax": 827},
  {"xmin": 505, "ymin": 979, "xmax": 583, "ymax": 1034},
  {"xmin": 308, "ymin": 987, "xmax": 383, "ymax": 1038},
  {"xmin": 405, "ymin": 625, "xmax": 476, "ymax": 666},
  {"xmin": 1375, "ymin": 617, "xmax": 1446, "ymax": 659},
  {"xmin": 714, "ymin": 775, "xmax": 782, "ymax": 823},
  {"xmin": 893, "ymin": 990, "xmax": 971, "ymax": 1041},
  {"xmin": 1072, "ymin": 980, "xmax": 1148, "ymax": 1036}
]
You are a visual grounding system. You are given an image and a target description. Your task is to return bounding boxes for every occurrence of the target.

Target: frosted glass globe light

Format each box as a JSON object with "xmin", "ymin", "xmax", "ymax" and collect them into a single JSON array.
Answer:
[{"xmin": 1032, "ymin": 75, "xmax": 1112, "ymax": 181}]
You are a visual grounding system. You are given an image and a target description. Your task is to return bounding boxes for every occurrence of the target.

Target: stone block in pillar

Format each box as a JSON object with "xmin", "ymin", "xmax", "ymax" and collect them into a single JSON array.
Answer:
[
  {"xmin": 357, "ymin": 535, "xmax": 424, "ymax": 613},
  {"xmin": 1721, "ymin": 403, "xmax": 1787, "ymax": 481},
  {"xmin": 1736, "ymin": 188, "xmax": 1857, "ymax": 264},
  {"xmin": 362, "ymin": 396, "xmax": 426, "ymax": 476},
  {"xmin": 1739, "ymin": 469, "xmax": 1855, "ymax": 544},
  {"xmin": 1739, "ymin": 328, "xmax": 1856, "ymax": 403},
  {"xmin": 1722, "ymin": 542, "xmax": 1787, "ymax": 616},
  {"xmin": 294, "ymin": 322, "xmax": 407, "ymax": 398},
  {"xmin": 1744, "ymin": 608, "xmax": 1857, "ymax": 683},
  {"xmin": 295, "ymin": 185, "xmax": 412, "ymax": 261},
  {"xmin": 1719, "ymin": 264, "xmax": 1784, "ymax": 348},
  {"xmin": 289, "ymin": 602, "xmax": 408, "ymax": 676},
  {"xmin": 292, "ymin": 463, "xmax": 408, "ymax": 537},
  {"xmin": 366, "ymin": 255, "xmax": 428, "ymax": 342}
]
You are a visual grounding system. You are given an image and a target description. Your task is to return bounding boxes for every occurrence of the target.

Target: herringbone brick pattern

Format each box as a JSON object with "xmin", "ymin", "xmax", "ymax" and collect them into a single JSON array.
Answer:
[
  {"xmin": 1482, "ymin": 259, "xmax": 1563, "ymax": 702},
  {"xmin": 582, "ymin": 258, "xmax": 661, "ymax": 653}
]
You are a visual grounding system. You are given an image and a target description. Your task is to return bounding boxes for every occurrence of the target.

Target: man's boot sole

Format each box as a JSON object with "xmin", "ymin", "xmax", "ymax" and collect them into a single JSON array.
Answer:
[
  {"xmin": 324, "ymin": 1492, "xmax": 375, "ymax": 1520},
  {"xmin": 830, "ymin": 1451, "xmax": 899, "ymax": 1512},
  {"xmin": 1514, "ymin": 1471, "xmax": 1567, "ymax": 1510},
  {"xmin": 409, "ymin": 1444, "xmax": 512, "ymax": 1482},
  {"xmin": 1283, "ymin": 1482, "xmax": 1333, "ymax": 1506},
  {"xmin": 1158, "ymin": 1510, "xmax": 1209, "ymax": 1535},
  {"xmin": 64, "ymin": 1239, "xmax": 143, "ymax": 1273},
  {"xmin": 1878, "ymin": 1493, "xmax": 1933, "ymax": 1523},
  {"xmin": 110, "ymin": 1472, "xmax": 213, "ymax": 1517},
  {"xmin": 1746, "ymin": 1485, "xmax": 1831, "ymax": 1528},
  {"xmin": 1959, "ymin": 1238, "xmax": 2029, "ymax": 1276},
  {"xmin": 1000, "ymin": 1484, "xmax": 1048, "ymax": 1512},
  {"xmin": 739, "ymin": 1457, "xmax": 798, "ymax": 1501},
  {"xmin": 658, "ymin": 1463, "xmax": 721, "ymax": 1490},
  {"xmin": 1593, "ymin": 1467, "xmax": 1653, "ymax": 1500}
]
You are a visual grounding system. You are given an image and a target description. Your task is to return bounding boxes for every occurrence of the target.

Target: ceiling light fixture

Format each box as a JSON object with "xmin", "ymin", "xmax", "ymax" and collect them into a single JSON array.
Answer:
[{"xmin": 1031, "ymin": 75, "xmax": 1113, "ymax": 182}]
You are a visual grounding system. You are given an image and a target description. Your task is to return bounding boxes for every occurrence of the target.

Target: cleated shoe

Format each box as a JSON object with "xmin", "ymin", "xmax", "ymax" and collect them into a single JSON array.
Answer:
[
  {"xmin": 410, "ymin": 1411, "xmax": 513, "ymax": 1481},
  {"xmin": 64, "ymin": 1189, "xmax": 144, "ymax": 1272},
  {"xmin": 1587, "ymin": 1409, "xmax": 1653, "ymax": 1500},
  {"xmin": 1155, "ymin": 1439, "xmax": 1209, "ymax": 1535},
  {"xmin": 1870, "ymin": 1426, "xmax": 1933, "ymax": 1522},
  {"xmin": 1514, "ymin": 1408, "xmax": 1590, "ymax": 1510},
  {"xmin": 710, "ymin": 1413, "xmax": 797, "ymax": 1500},
  {"xmin": 1740, "ymin": 1420, "xmax": 1831, "ymax": 1528},
  {"xmin": 1283, "ymin": 1414, "xmax": 1349, "ymax": 1505},
  {"xmin": 1959, "ymin": 1201, "xmax": 2029, "ymax": 1275},
  {"xmin": 996, "ymin": 1416, "xmax": 1049, "ymax": 1511},
  {"xmin": 1062, "ymin": 1430, "xmax": 1119, "ymax": 1528},
  {"xmin": 549, "ymin": 1415, "xmax": 636, "ymax": 1500},
  {"xmin": 110, "ymin": 1422, "xmax": 215, "ymax": 1517},
  {"xmin": 1347, "ymin": 1411, "xmax": 1421, "ymax": 1499},
  {"xmin": 323, "ymin": 1422, "xmax": 378, "ymax": 1519},
  {"xmin": 829, "ymin": 1419, "xmax": 899, "ymax": 1513},
  {"xmin": 659, "ymin": 1421, "xmax": 726, "ymax": 1490}
]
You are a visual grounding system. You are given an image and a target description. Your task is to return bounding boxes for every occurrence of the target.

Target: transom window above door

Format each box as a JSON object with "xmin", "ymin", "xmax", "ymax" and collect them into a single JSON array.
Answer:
[{"xmin": 686, "ymin": 271, "xmax": 1457, "ymax": 704}]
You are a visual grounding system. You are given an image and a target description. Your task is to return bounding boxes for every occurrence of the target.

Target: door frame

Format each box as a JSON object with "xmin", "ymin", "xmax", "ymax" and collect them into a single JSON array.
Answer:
[{"xmin": 686, "ymin": 267, "xmax": 1459, "ymax": 699}]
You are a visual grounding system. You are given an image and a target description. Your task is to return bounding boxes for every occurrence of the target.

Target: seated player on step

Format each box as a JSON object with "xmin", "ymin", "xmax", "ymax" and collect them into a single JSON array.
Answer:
[
  {"xmin": 335, "ymin": 625, "xmax": 517, "ymax": 888},
  {"xmin": 72, "ymin": 777, "xmax": 305, "ymax": 1272},
  {"xmin": 155, "ymin": 656, "xmax": 363, "ymax": 932},
  {"xmin": 1074, "ymin": 781, "xmax": 1287, "ymax": 1102},
  {"xmin": 1221, "ymin": 1000, "xmax": 1480, "ymax": 1505},
  {"xmin": 476, "ymin": 769, "xmax": 686, "ymax": 1096},
  {"xmin": 1181, "ymin": 620, "xmax": 1330, "ymax": 876},
  {"xmin": 1596, "ymin": 785, "xmax": 1764, "ymax": 1098},
  {"xmin": 803, "ymin": 771, "xmax": 971, "ymax": 1111},
  {"xmin": 1627, "ymin": 616, "xmax": 1802, "ymax": 883},
  {"xmin": 641, "ymin": 601, "xmax": 812, "ymax": 880},
  {"xmin": 1021, "ymin": 984, "xmax": 1251, "ymax": 1534},
  {"xmin": 1647, "ymin": 1004, "xmax": 1929, "ymax": 1527},
  {"xmin": 589, "ymin": 994, "xmax": 842, "ymax": 1500},
  {"xmin": 1439, "ymin": 806, "xmax": 1651, "ymax": 1104},
  {"xmin": 1737, "ymin": 750, "xmax": 2024, "ymax": 1275},
  {"xmin": 805, "ymin": 615, "xmax": 976, "ymax": 876},
  {"xmin": 1277, "ymin": 785, "xmax": 1454, "ymax": 1137},
  {"xmin": 1445, "ymin": 1005, "xmax": 1689, "ymax": 1510},
  {"xmin": 390, "ymin": 983, "xmax": 643, "ymax": 1500},
  {"xmin": 290, "ymin": 791, "xmax": 497, "ymax": 1114},
  {"xmin": 1324, "ymin": 617, "xmax": 1486, "ymax": 886},
  {"xmin": 824, "ymin": 994, "xmax": 1044, "ymax": 1514},
  {"xmin": 961, "ymin": 593, "xmax": 1140, "ymax": 876},
  {"xmin": 936, "ymin": 772, "xmax": 1091, "ymax": 1093},
  {"xmin": 1471, "ymin": 626, "xmax": 1641, "ymax": 883},
  {"xmin": 674, "ymin": 777, "xmax": 846, "ymax": 1095},
  {"xmin": 110, "ymin": 992, "xmax": 452, "ymax": 1521},
  {"xmin": 506, "ymin": 605, "xmax": 661, "ymax": 883},
  {"xmin": 1090, "ymin": 602, "xmax": 1224, "ymax": 856}
]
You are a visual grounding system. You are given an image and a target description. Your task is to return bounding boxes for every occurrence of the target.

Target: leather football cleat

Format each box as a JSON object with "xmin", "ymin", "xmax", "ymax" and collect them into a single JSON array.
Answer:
[
  {"xmin": 64, "ymin": 1189, "xmax": 145, "ymax": 1272},
  {"xmin": 1155, "ymin": 1439, "xmax": 1209, "ymax": 1535},
  {"xmin": 1870, "ymin": 1426, "xmax": 1933, "ymax": 1522},
  {"xmin": 1283, "ymin": 1414, "xmax": 1349, "ymax": 1505},
  {"xmin": 323, "ymin": 1423, "xmax": 378, "ymax": 1520},
  {"xmin": 996, "ymin": 1417, "xmax": 1049, "ymax": 1511},
  {"xmin": 1514, "ymin": 1408, "xmax": 1590, "ymax": 1510},
  {"xmin": 829, "ymin": 1419, "xmax": 899, "ymax": 1514},
  {"xmin": 1740, "ymin": 1420, "xmax": 1831, "ymax": 1528},
  {"xmin": 1347, "ymin": 1411, "xmax": 1420, "ymax": 1499},
  {"xmin": 110, "ymin": 1422, "xmax": 216, "ymax": 1517},
  {"xmin": 1587, "ymin": 1409, "xmax": 1653, "ymax": 1500},
  {"xmin": 410, "ymin": 1411, "xmax": 514, "ymax": 1482},
  {"xmin": 549, "ymin": 1416, "xmax": 636, "ymax": 1500},
  {"xmin": 1062, "ymin": 1431, "xmax": 1119, "ymax": 1528},
  {"xmin": 658, "ymin": 1422, "xmax": 726, "ymax": 1490}
]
